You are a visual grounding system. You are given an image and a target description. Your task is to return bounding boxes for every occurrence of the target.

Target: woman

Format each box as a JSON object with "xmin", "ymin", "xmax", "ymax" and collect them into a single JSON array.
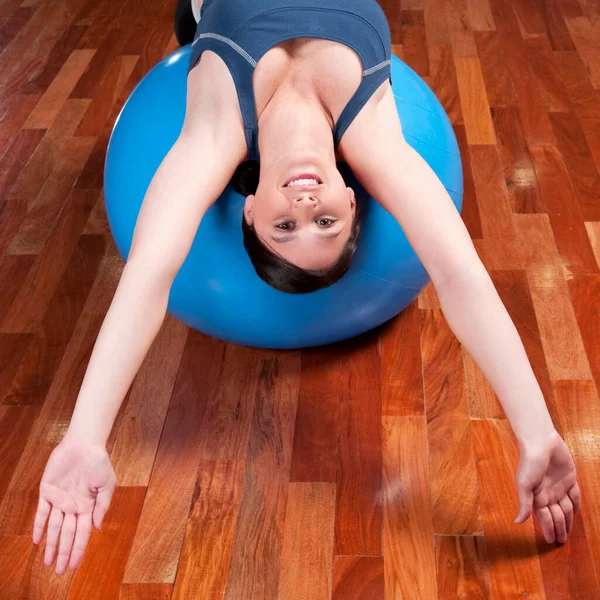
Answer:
[{"xmin": 33, "ymin": 0, "xmax": 580, "ymax": 576}]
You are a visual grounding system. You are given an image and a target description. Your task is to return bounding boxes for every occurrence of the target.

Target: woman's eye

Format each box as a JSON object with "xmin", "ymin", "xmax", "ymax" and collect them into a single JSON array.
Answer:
[
  {"xmin": 316, "ymin": 218, "xmax": 336, "ymax": 227},
  {"xmin": 276, "ymin": 221, "xmax": 295, "ymax": 230}
]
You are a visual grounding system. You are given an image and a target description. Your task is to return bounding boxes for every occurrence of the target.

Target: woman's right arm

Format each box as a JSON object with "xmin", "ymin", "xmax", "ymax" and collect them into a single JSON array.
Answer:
[{"xmin": 66, "ymin": 120, "xmax": 246, "ymax": 447}]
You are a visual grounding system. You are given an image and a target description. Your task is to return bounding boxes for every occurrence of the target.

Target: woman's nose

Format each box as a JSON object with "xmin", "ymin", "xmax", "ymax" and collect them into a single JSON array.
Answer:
[{"xmin": 294, "ymin": 195, "xmax": 317, "ymax": 204}]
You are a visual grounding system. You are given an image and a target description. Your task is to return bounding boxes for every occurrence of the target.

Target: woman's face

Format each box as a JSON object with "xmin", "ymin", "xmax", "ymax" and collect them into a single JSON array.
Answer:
[{"xmin": 243, "ymin": 154, "xmax": 356, "ymax": 270}]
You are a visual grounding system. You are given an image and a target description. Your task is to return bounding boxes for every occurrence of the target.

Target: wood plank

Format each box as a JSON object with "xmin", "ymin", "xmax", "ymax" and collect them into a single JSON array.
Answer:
[
  {"xmin": 446, "ymin": 0, "xmax": 478, "ymax": 57},
  {"xmin": 0, "ymin": 255, "xmax": 35, "ymax": 326},
  {"xmin": 71, "ymin": 29, "xmax": 127, "ymax": 99},
  {"xmin": 469, "ymin": 145, "xmax": 522, "ymax": 269},
  {"xmin": 585, "ymin": 222, "xmax": 600, "ymax": 268},
  {"xmin": 222, "ymin": 352, "xmax": 300, "ymax": 599},
  {"xmin": 0, "ymin": 0, "xmax": 89, "ymax": 98},
  {"xmin": 466, "ymin": 0, "xmax": 496, "ymax": 30},
  {"xmin": 417, "ymin": 280, "xmax": 441, "ymax": 310},
  {"xmin": 424, "ymin": 0, "xmax": 450, "ymax": 45},
  {"xmin": 422, "ymin": 309, "xmax": 482, "ymax": 534},
  {"xmin": 278, "ymin": 482, "xmax": 336, "ymax": 600},
  {"xmin": 564, "ymin": 16, "xmax": 600, "ymax": 88},
  {"xmin": 454, "ymin": 57, "xmax": 496, "ymax": 144},
  {"xmin": 530, "ymin": 144, "xmax": 599, "ymax": 275},
  {"xmin": 554, "ymin": 51, "xmax": 600, "ymax": 173},
  {"xmin": 488, "ymin": 0, "xmax": 557, "ymax": 145},
  {"xmin": 383, "ymin": 416, "xmax": 437, "ymax": 599},
  {"xmin": 473, "ymin": 31, "xmax": 517, "ymax": 108},
  {"xmin": 472, "ymin": 419, "xmax": 547, "ymax": 599},
  {"xmin": 0, "ymin": 535, "xmax": 35, "ymax": 599},
  {"xmin": 332, "ymin": 556, "xmax": 384, "ymax": 600},
  {"xmin": 0, "ymin": 7, "xmax": 36, "ymax": 52},
  {"xmin": 0, "ymin": 405, "xmax": 40, "ymax": 507},
  {"xmin": 526, "ymin": 260, "xmax": 593, "ymax": 381},
  {"xmin": 453, "ymin": 125, "xmax": 482, "ymax": 239},
  {"xmin": 525, "ymin": 35, "xmax": 572, "ymax": 112},
  {"xmin": 567, "ymin": 273, "xmax": 600, "ymax": 394},
  {"xmin": 530, "ymin": 0, "xmax": 575, "ymax": 50},
  {"xmin": 429, "ymin": 43, "xmax": 463, "ymax": 125},
  {"xmin": 553, "ymin": 380, "xmax": 600, "ymax": 588},
  {"xmin": 20, "ymin": 24, "xmax": 87, "ymax": 95},
  {"xmin": 24, "ymin": 49, "xmax": 95, "ymax": 129},
  {"xmin": 511, "ymin": 0, "xmax": 546, "ymax": 35},
  {"xmin": 119, "ymin": 584, "xmax": 173, "ymax": 600},
  {"xmin": 290, "ymin": 347, "xmax": 341, "ymax": 482},
  {"xmin": 0, "ymin": 98, "xmax": 90, "ymax": 255},
  {"xmin": 121, "ymin": 332, "xmax": 228, "ymax": 583},
  {"xmin": 0, "ymin": 128, "xmax": 46, "ymax": 205},
  {"xmin": 334, "ymin": 334, "xmax": 382, "ymax": 556},
  {"xmin": 435, "ymin": 535, "xmax": 490, "ymax": 599},
  {"xmin": 401, "ymin": 10, "xmax": 430, "ymax": 77},
  {"xmin": 7, "ymin": 136, "xmax": 96, "ymax": 255},
  {"xmin": 0, "ymin": 93, "xmax": 42, "ymax": 163},
  {"xmin": 548, "ymin": 111, "xmax": 600, "ymax": 221},
  {"xmin": 74, "ymin": 54, "xmax": 138, "ymax": 137},
  {"xmin": 2, "ymin": 235, "xmax": 105, "ymax": 407},
  {"xmin": 1, "ymin": 188, "xmax": 99, "ymax": 334},
  {"xmin": 381, "ymin": 300, "xmax": 424, "ymax": 416},
  {"xmin": 64, "ymin": 488, "xmax": 146, "ymax": 600},
  {"xmin": 491, "ymin": 106, "xmax": 545, "ymax": 214},
  {"xmin": 171, "ymin": 460, "xmax": 246, "ymax": 599}
]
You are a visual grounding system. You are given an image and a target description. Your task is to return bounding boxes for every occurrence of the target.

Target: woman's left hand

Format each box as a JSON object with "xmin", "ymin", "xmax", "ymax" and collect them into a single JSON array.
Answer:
[{"xmin": 514, "ymin": 430, "xmax": 581, "ymax": 544}]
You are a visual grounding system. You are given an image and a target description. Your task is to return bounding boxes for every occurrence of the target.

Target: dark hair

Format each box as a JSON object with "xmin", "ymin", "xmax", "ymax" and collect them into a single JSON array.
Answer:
[{"xmin": 232, "ymin": 161, "xmax": 361, "ymax": 294}]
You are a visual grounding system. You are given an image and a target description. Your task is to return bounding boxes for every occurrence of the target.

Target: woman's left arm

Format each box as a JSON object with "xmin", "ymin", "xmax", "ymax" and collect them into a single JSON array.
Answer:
[{"xmin": 340, "ymin": 86, "xmax": 580, "ymax": 543}]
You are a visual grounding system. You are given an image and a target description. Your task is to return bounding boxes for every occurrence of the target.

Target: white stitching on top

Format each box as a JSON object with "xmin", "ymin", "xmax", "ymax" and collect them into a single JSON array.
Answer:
[
  {"xmin": 191, "ymin": 32, "xmax": 257, "ymax": 67},
  {"xmin": 192, "ymin": 33, "xmax": 388, "ymax": 75},
  {"xmin": 363, "ymin": 59, "xmax": 390, "ymax": 76}
]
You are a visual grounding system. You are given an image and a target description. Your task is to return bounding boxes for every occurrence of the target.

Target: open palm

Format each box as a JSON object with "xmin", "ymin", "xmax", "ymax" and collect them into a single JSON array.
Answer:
[
  {"xmin": 514, "ymin": 430, "xmax": 581, "ymax": 544},
  {"xmin": 33, "ymin": 433, "xmax": 117, "ymax": 575}
]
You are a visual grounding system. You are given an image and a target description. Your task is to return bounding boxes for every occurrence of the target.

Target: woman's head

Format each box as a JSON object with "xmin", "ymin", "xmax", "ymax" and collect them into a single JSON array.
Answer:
[{"xmin": 235, "ymin": 155, "xmax": 361, "ymax": 294}]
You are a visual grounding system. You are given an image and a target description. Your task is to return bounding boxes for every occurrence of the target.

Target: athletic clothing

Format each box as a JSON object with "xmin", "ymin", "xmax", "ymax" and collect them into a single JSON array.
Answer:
[{"xmin": 187, "ymin": 0, "xmax": 392, "ymax": 161}]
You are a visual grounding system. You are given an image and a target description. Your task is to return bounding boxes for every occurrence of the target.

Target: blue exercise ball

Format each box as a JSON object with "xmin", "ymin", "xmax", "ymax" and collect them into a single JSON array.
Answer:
[{"xmin": 104, "ymin": 47, "xmax": 463, "ymax": 349}]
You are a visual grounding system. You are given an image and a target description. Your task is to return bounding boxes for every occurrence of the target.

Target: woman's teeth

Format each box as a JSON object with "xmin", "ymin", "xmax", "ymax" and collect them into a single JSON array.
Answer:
[{"xmin": 287, "ymin": 178, "xmax": 319, "ymax": 187}]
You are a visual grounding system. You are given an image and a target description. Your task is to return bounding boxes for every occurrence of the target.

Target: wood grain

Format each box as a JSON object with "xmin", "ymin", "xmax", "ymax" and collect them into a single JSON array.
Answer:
[{"xmin": 454, "ymin": 56, "xmax": 496, "ymax": 144}]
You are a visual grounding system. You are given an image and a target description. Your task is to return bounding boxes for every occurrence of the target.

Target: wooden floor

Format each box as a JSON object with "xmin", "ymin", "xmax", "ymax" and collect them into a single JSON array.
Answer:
[{"xmin": 0, "ymin": 0, "xmax": 599, "ymax": 597}]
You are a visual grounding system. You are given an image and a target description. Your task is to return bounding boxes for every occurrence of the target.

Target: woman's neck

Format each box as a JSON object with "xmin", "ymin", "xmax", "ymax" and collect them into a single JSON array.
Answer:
[{"xmin": 257, "ymin": 89, "xmax": 337, "ymax": 171}]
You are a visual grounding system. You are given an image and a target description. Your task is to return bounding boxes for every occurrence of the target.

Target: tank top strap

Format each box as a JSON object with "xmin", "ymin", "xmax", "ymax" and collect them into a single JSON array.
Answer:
[{"xmin": 332, "ymin": 58, "xmax": 391, "ymax": 147}]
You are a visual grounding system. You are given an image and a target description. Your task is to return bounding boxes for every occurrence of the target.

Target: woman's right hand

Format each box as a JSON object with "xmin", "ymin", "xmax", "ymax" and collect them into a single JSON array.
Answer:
[{"xmin": 33, "ymin": 432, "xmax": 117, "ymax": 575}]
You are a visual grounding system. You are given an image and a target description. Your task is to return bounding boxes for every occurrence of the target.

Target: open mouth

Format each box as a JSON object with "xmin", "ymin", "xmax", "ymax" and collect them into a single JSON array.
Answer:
[{"xmin": 283, "ymin": 173, "xmax": 323, "ymax": 188}]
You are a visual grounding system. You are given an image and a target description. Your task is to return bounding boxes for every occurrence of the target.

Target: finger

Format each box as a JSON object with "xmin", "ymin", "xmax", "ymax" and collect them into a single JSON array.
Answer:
[
  {"xmin": 568, "ymin": 483, "xmax": 581, "ymax": 514},
  {"xmin": 549, "ymin": 503, "xmax": 567, "ymax": 544},
  {"xmin": 69, "ymin": 512, "xmax": 92, "ymax": 570},
  {"xmin": 559, "ymin": 495, "xmax": 574, "ymax": 535},
  {"xmin": 33, "ymin": 495, "xmax": 51, "ymax": 545},
  {"xmin": 55, "ymin": 513, "xmax": 77, "ymax": 575},
  {"xmin": 514, "ymin": 479, "xmax": 534, "ymax": 524},
  {"xmin": 535, "ymin": 506, "xmax": 555, "ymax": 544},
  {"xmin": 92, "ymin": 478, "xmax": 116, "ymax": 530},
  {"xmin": 44, "ymin": 507, "xmax": 64, "ymax": 566}
]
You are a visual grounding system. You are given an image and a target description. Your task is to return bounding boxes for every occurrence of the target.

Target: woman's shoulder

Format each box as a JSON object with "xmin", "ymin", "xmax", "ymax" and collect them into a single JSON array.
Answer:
[
  {"xmin": 185, "ymin": 51, "xmax": 247, "ymax": 152},
  {"xmin": 187, "ymin": 52, "xmax": 246, "ymax": 123},
  {"xmin": 336, "ymin": 80, "xmax": 396, "ymax": 160}
]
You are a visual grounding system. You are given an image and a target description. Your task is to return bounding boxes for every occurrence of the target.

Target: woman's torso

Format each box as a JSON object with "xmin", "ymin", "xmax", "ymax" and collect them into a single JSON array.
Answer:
[{"xmin": 187, "ymin": 0, "xmax": 392, "ymax": 160}]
